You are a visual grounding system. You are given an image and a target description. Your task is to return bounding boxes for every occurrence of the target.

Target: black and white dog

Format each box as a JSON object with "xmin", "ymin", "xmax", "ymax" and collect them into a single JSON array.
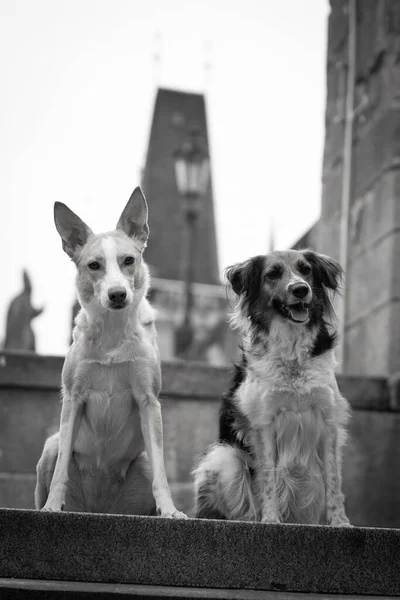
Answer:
[{"xmin": 193, "ymin": 250, "xmax": 351, "ymax": 526}]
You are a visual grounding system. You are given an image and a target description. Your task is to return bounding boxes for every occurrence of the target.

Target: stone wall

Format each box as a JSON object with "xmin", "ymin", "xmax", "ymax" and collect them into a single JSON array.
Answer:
[
  {"xmin": 0, "ymin": 352, "xmax": 229, "ymax": 516},
  {"xmin": 318, "ymin": 0, "xmax": 400, "ymax": 376},
  {"xmin": 1, "ymin": 351, "xmax": 400, "ymax": 526}
]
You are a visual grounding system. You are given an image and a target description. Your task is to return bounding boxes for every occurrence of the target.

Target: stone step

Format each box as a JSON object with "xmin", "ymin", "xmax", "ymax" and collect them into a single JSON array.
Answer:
[
  {"xmin": 1, "ymin": 509, "xmax": 400, "ymax": 598},
  {"xmin": 0, "ymin": 579, "xmax": 396, "ymax": 599}
]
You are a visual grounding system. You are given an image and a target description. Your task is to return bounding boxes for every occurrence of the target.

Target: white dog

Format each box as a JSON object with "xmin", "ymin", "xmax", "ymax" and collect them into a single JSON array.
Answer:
[{"xmin": 35, "ymin": 187, "xmax": 186, "ymax": 518}]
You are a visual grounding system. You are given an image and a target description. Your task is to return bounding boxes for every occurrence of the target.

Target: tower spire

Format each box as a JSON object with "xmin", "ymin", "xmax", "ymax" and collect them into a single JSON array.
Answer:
[
  {"xmin": 203, "ymin": 41, "xmax": 213, "ymax": 94},
  {"xmin": 268, "ymin": 219, "xmax": 275, "ymax": 253},
  {"xmin": 152, "ymin": 31, "xmax": 163, "ymax": 88}
]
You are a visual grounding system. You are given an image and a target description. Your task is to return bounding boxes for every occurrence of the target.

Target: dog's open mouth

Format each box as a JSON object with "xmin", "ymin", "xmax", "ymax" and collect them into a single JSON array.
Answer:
[{"xmin": 280, "ymin": 302, "xmax": 310, "ymax": 323}]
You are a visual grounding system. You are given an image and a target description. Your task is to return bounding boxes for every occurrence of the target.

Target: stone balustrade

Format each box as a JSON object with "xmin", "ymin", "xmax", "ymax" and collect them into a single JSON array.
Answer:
[{"xmin": 1, "ymin": 351, "xmax": 400, "ymax": 526}]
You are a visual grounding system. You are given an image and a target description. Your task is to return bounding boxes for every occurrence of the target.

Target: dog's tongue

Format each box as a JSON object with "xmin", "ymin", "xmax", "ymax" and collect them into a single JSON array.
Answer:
[{"xmin": 289, "ymin": 304, "xmax": 309, "ymax": 323}]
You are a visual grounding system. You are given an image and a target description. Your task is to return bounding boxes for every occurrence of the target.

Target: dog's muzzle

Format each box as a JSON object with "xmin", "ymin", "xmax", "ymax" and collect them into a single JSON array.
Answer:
[
  {"xmin": 274, "ymin": 282, "xmax": 312, "ymax": 324},
  {"xmin": 108, "ymin": 287, "xmax": 128, "ymax": 310}
]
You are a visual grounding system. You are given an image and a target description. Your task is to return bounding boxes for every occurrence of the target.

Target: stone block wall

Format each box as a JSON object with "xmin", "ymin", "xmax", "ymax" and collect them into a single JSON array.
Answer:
[
  {"xmin": 1, "ymin": 352, "xmax": 400, "ymax": 526},
  {"xmin": 314, "ymin": 0, "xmax": 400, "ymax": 376},
  {"xmin": 0, "ymin": 352, "xmax": 229, "ymax": 516}
]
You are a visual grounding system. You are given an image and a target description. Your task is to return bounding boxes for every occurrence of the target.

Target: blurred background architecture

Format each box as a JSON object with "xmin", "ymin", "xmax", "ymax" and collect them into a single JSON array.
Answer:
[
  {"xmin": 141, "ymin": 88, "xmax": 236, "ymax": 363},
  {"xmin": 2, "ymin": 1, "xmax": 400, "ymax": 373},
  {"xmin": 0, "ymin": 0, "xmax": 327, "ymax": 358}
]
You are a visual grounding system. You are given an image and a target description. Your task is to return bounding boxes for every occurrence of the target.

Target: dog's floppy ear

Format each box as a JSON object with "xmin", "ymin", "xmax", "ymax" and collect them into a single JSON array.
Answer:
[
  {"xmin": 225, "ymin": 262, "xmax": 246, "ymax": 295},
  {"xmin": 225, "ymin": 256, "xmax": 265, "ymax": 296},
  {"xmin": 54, "ymin": 202, "xmax": 93, "ymax": 260},
  {"xmin": 303, "ymin": 250, "xmax": 343, "ymax": 291},
  {"xmin": 117, "ymin": 187, "xmax": 149, "ymax": 247}
]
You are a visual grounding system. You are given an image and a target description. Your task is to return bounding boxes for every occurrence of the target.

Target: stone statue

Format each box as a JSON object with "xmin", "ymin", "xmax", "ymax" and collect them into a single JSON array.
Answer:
[{"xmin": 4, "ymin": 270, "xmax": 44, "ymax": 351}]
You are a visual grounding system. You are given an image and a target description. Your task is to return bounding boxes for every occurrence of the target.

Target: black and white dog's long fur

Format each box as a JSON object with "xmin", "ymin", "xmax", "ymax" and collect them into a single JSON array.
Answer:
[{"xmin": 193, "ymin": 250, "xmax": 351, "ymax": 526}]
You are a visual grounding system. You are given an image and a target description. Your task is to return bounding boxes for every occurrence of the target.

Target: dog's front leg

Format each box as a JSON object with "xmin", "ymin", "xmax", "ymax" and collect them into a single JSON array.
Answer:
[
  {"xmin": 325, "ymin": 427, "xmax": 351, "ymax": 526},
  {"xmin": 256, "ymin": 428, "xmax": 280, "ymax": 524},
  {"xmin": 42, "ymin": 395, "xmax": 84, "ymax": 511},
  {"xmin": 138, "ymin": 394, "xmax": 187, "ymax": 519}
]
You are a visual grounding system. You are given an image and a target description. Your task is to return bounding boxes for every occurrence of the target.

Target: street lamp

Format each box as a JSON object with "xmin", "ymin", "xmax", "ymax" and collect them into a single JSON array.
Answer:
[{"xmin": 173, "ymin": 127, "xmax": 210, "ymax": 359}]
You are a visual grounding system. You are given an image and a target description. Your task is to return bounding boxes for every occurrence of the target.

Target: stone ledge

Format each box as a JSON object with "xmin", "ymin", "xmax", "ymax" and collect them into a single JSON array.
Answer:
[
  {"xmin": 1, "ymin": 509, "xmax": 400, "ymax": 597},
  {"xmin": 0, "ymin": 351, "xmax": 397, "ymax": 410},
  {"xmin": 0, "ymin": 579, "xmax": 396, "ymax": 600},
  {"xmin": 0, "ymin": 352, "xmax": 231, "ymax": 400}
]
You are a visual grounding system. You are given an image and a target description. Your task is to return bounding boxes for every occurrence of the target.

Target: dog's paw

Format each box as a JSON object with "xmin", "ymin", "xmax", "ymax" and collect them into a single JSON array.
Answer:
[
  {"xmin": 329, "ymin": 513, "xmax": 352, "ymax": 527},
  {"xmin": 331, "ymin": 520, "xmax": 353, "ymax": 527},
  {"xmin": 158, "ymin": 507, "xmax": 188, "ymax": 519},
  {"xmin": 261, "ymin": 513, "xmax": 280, "ymax": 524},
  {"xmin": 170, "ymin": 509, "xmax": 188, "ymax": 519},
  {"xmin": 261, "ymin": 508, "xmax": 280, "ymax": 524},
  {"xmin": 261, "ymin": 518, "xmax": 280, "ymax": 524},
  {"xmin": 42, "ymin": 498, "xmax": 65, "ymax": 512}
]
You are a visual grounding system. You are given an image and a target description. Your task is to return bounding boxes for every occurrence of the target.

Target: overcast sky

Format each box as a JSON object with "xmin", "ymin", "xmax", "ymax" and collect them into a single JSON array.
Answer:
[{"xmin": 0, "ymin": 0, "xmax": 329, "ymax": 355}]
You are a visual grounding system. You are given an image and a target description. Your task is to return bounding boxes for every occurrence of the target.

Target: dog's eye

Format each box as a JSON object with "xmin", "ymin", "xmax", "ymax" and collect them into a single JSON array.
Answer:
[
  {"xmin": 265, "ymin": 267, "xmax": 282, "ymax": 280},
  {"xmin": 88, "ymin": 261, "xmax": 100, "ymax": 271},
  {"xmin": 298, "ymin": 263, "xmax": 311, "ymax": 276},
  {"xmin": 124, "ymin": 256, "xmax": 135, "ymax": 266}
]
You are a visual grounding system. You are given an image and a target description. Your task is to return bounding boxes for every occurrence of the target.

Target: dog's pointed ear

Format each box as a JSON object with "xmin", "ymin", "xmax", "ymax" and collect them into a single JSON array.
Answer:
[
  {"xmin": 116, "ymin": 187, "xmax": 149, "ymax": 247},
  {"xmin": 54, "ymin": 202, "xmax": 93, "ymax": 260},
  {"xmin": 303, "ymin": 250, "xmax": 343, "ymax": 291}
]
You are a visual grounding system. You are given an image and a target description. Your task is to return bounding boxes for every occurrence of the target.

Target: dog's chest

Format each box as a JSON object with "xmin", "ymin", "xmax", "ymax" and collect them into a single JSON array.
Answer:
[
  {"xmin": 83, "ymin": 363, "xmax": 133, "ymax": 420},
  {"xmin": 74, "ymin": 362, "xmax": 142, "ymax": 466},
  {"xmin": 239, "ymin": 358, "xmax": 335, "ymax": 429}
]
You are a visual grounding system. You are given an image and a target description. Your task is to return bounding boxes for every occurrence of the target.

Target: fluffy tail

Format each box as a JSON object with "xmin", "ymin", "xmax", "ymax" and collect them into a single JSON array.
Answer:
[{"xmin": 193, "ymin": 443, "xmax": 257, "ymax": 521}]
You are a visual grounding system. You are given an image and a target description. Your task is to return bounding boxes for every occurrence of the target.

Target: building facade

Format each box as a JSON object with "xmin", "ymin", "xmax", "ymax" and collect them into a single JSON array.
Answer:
[{"xmin": 295, "ymin": 0, "xmax": 400, "ymax": 377}]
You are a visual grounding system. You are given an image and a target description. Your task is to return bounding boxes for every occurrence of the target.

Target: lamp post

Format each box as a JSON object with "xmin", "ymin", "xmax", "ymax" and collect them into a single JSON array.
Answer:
[{"xmin": 173, "ymin": 127, "xmax": 210, "ymax": 359}]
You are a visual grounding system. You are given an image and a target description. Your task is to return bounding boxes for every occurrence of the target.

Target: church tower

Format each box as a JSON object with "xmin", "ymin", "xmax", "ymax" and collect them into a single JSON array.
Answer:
[
  {"xmin": 140, "ymin": 88, "xmax": 235, "ymax": 363},
  {"xmin": 141, "ymin": 88, "xmax": 219, "ymax": 285}
]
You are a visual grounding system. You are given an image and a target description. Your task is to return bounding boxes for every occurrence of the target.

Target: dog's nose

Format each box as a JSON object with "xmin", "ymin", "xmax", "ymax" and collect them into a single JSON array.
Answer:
[
  {"xmin": 108, "ymin": 287, "xmax": 127, "ymax": 303},
  {"xmin": 290, "ymin": 283, "xmax": 310, "ymax": 299}
]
